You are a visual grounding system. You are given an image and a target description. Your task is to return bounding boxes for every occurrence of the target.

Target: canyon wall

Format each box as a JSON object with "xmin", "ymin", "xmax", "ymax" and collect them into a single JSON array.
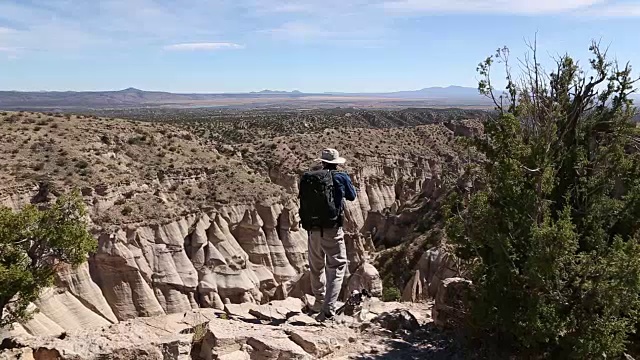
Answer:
[{"xmin": 3, "ymin": 153, "xmax": 445, "ymax": 338}]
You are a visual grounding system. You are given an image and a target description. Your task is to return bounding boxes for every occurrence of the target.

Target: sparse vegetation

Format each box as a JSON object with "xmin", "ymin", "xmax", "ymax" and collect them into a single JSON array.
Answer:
[
  {"xmin": 121, "ymin": 206, "xmax": 133, "ymax": 216},
  {"xmin": 382, "ymin": 285, "xmax": 401, "ymax": 302},
  {"xmin": 0, "ymin": 191, "xmax": 97, "ymax": 327},
  {"xmin": 446, "ymin": 42, "xmax": 640, "ymax": 358}
]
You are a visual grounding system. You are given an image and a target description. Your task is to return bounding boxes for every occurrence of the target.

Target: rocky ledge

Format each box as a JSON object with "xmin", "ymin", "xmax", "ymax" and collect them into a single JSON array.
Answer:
[{"xmin": 0, "ymin": 296, "xmax": 437, "ymax": 360}]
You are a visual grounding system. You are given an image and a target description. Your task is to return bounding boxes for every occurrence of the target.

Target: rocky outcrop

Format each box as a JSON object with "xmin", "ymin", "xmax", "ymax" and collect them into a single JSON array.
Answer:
[
  {"xmin": 0, "ymin": 308, "xmax": 208, "ymax": 360},
  {"xmin": 371, "ymin": 309, "xmax": 420, "ymax": 333},
  {"xmin": 401, "ymin": 247, "xmax": 459, "ymax": 302},
  {"xmin": 432, "ymin": 277, "xmax": 472, "ymax": 330},
  {"xmin": 346, "ymin": 263, "xmax": 383, "ymax": 299},
  {"xmin": 1, "ymin": 296, "xmax": 435, "ymax": 360},
  {"xmin": 4, "ymin": 150, "xmax": 450, "ymax": 338}
]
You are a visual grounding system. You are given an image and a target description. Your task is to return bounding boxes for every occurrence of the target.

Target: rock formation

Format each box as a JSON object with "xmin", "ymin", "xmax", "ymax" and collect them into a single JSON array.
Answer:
[
  {"xmin": 3, "ymin": 159, "xmax": 433, "ymax": 337},
  {"xmin": 0, "ymin": 297, "xmax": 434, "ymax": 360},
  {"xmin": 432, "ymin": 277, "xmax": 472, "ymax": 330},
  {"xmin": 0, "ymin": 111, "xmax": 475, "ymax": 339},
  {"xmin": 401, "ymin": 247, "xmax": 459, "ymax": 302}
]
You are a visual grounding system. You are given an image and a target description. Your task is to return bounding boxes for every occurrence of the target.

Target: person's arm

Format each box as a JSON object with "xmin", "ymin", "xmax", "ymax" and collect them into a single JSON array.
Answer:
[{"xmin": 340, "ymin": 173, "xmax": 357, "ymax": 201}]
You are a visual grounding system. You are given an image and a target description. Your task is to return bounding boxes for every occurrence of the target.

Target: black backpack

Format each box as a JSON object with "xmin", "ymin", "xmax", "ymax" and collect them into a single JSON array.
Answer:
[{"xmin": 299, "ymin": 169, "xmax": 338, "ymax": 230}]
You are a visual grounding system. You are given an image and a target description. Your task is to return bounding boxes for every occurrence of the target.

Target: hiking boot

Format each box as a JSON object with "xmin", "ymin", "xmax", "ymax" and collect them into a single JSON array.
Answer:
[{"xmin": 315, "ymin": 310, "xmax": 334, "ymax": 323}]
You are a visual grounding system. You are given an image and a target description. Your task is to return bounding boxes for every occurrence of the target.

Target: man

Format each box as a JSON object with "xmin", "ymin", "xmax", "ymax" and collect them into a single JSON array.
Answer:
[{"xmin": 298, "ymin": 148, "xmax": 357, "ymax": 321}]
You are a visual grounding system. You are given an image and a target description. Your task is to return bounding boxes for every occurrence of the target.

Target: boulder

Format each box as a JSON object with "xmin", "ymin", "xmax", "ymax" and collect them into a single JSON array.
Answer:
[
  {"xmin": 432, "ymin": 277, "xmax": 472, "ymax": 330},
  {"xmin": 288, "ymin": 330, "xmax": 337, "ymax": 358},
  {"xmin": 286, "ymin": 315, "xmax": 318, "ymax": 327},
  {"xmin": 246, "ymin": 336, "xmax": 311, "ymax": 360},
  {"xmin": 267, "ymin": 298, "xmax": 304, "ymax": 314},
  {"xmin": 400, "ymin": 247, "xmax": 459, "ymax": 302},
  {"xmin": 371, "ymin": 309, "xmax": 420, "ymax": 332},
  {"xmin": 421, "ymin": 247, "xmax": 458, "ymax": 298},
  {"xmin": 198, "ymin": 321, "xmax": 253, "ymax": 359},
  {"xmin": 345, "ymin": 263, "xmax": 383, "ymax": 299},
  {"xmin": 237, "ymin": 298, "xmax": 303, "ymax": 323},
  {"xmin": 248, "ymin": 305, "xmax": 289, "ymax": 322},
  {"xmin": 197, "ymin": 315, "xmax": 311, "ymax": 360},
  {"xmin": 224, "ymin": 303, "xmax": 258, "ymax": 320}
]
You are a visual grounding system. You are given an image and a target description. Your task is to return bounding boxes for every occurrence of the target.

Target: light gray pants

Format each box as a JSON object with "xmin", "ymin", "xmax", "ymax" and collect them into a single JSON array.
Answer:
[{"xmin": 308, "ymin": 227, "xmax": 347, "ymax": 314}]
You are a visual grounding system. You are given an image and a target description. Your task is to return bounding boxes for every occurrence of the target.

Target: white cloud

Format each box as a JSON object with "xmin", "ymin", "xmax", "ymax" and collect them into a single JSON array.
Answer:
[
  {"xmin": 382, "ymin": 0, "xmax": 606, "ymax": 14},
  {"xmin": 260, "ymin": 22, "xmax": 335, "ymax": 40},
  {"xmin": 0, "ymin": 0, "xmax": 231, "ymax": 54},
  {"xmin": 1, "ymin": 0, "xmax": 633, "ymax": 61},
  {"xmin": 0, "ymin": 27, "xmax": 16, "ymax": 35},
  {"xmin": 163, "ymin": 42, "xmax": 245, "ymax": 51},
  {"xmin": 580, "ymin": 2, "xmax": 640, "ymax": 17}
]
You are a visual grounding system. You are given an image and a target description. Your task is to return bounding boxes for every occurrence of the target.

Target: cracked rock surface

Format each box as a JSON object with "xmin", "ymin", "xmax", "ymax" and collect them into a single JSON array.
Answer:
[{"xmin": 0, "ymin": 298, "xmax": 447, "ymax": 360}]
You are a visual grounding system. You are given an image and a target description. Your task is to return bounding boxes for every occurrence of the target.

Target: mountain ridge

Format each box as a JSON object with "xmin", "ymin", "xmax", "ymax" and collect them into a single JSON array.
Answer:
[{"xmin": 0, "ymin": 85, "xmax": 496, "ymax": 109}]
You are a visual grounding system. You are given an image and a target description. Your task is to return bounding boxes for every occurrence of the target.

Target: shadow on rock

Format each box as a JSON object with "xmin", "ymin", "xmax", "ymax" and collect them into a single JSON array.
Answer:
[{"xmin": 355, "ymin": 323, "xmax": 468, "ymax": 360}]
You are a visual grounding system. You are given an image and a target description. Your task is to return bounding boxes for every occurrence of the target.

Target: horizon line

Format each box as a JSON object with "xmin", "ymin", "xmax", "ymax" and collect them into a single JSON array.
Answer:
[{"xmin": 0, "ymin": 85, "xmax": 481, "ymax": 95}]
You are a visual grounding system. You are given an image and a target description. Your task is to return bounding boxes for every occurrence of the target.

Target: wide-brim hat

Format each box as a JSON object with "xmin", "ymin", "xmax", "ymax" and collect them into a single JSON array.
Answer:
[{"xmin": 315, "ymin": 148, "xmax": 346, "ymax": 164}]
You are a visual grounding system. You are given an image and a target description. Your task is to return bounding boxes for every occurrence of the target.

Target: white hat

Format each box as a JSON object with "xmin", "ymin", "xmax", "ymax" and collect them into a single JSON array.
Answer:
[{"xmin": 316, "ymin": 148, "xmax": 346, "ymax": 165}]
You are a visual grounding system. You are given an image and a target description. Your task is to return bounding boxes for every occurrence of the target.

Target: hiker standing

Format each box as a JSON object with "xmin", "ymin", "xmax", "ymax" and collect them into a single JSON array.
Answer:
[{"xmin": 298, "ymin": 148, "xmax": 357, "ymax": 321}]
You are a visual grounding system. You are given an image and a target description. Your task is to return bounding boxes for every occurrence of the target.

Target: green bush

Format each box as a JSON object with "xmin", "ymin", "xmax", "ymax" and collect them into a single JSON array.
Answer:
[
  {"xmin": 0, "ymin": 191, "xmax": 96, "ymax": 326},
  {"xmin": 446, "ymin": 42, "xmax": 640, "ymax": 358},
  {"xmin": 382, "ymin": 286, "xmax": 401, "ymax": 302}
]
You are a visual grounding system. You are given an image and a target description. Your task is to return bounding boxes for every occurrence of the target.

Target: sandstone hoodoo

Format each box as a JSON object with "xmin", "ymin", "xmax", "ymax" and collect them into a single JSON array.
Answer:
[{"xmin": 0, "ymin": 110, "xmax": 474, "ymax": 340}]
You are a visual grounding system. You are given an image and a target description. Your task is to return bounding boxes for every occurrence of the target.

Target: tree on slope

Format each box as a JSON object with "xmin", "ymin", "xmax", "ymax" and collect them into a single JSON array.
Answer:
[
  {"xmin": 446, "ymin": 41, "xmax": 640, "ymax": 357},
  {"xmin": 0, "ymin": 191, "xmax": 96, "ymax": 327}
]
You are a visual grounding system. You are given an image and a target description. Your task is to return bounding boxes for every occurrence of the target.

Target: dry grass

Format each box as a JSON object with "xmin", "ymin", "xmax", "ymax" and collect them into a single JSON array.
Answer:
[
  {"xmin": 0, "ymin": 110, "xmax": 475, "ymax": 228},
  {"xmin": 0, "ymin": 111, "xmax": 284, "ymax": 226}
]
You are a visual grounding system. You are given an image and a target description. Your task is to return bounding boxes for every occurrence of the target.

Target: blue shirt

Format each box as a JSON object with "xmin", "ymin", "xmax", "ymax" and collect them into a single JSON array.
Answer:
[{"xmin": 332, "ymin": 171, "xmax": 357, "ymax": 211}]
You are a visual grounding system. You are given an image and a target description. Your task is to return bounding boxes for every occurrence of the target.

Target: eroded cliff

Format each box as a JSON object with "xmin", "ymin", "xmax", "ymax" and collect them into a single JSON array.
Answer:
[{"xmin": 0, "ymin": 111, "xmax": 475, "ymax": 337}]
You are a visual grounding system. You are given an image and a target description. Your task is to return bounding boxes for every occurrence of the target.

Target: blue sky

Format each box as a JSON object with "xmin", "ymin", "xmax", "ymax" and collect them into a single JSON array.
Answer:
[{"xmin": 1, "ymin": 0, "xmax": 639, "ymax": 93}]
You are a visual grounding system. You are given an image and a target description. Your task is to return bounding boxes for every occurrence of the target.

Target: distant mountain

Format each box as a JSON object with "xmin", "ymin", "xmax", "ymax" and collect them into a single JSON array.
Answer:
[
  {"xmin": 0, "ymin": 86, "xmax": 493, "ymax": 109},
  {"xmin": 250, "ymin": 89, "xmax": 303, "ymax": 95},
  {"xmin": 322, "ymin": 86, "xmax": 486, "ymax": 102},
  {"xmin": 386, "ymin": 86, "xmax": 481, "ymax": 99}
]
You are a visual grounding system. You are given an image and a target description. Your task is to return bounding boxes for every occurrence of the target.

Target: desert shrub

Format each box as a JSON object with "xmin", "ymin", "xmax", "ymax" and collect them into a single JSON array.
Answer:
[
  {"xmin": 31, "ymin": 162, "xmax": 45, "ymax": 171},
  {"xmin": 0, "ymin": 191, "xmax": 96, "ymax": 326},
  {"xmin": 127, "ymin": 135, "xmax": 145, "ymax": 145},
  {"xmin": 382, "ymin": 285, "xmax": 401, "ymax": 302},
  {"xmin": 446, "ymin": 42, "xmax": 640, "ymax": 358},
  {"xmin": 74, "ymin": 160, "xmax": 89, "ymax": 169},
  {"xmin": 121, "ymin": 206, "xmax": 133, "ymax": 216}
]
